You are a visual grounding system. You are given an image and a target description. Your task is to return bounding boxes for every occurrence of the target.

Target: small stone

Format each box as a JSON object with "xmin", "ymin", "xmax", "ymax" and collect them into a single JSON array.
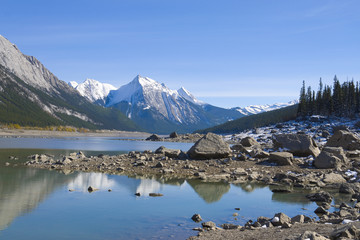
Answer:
[
  {"xmin": 202, "ymin": 221, "xmax": 216, "ymax": 230},
  {"xmin": 108, "ymin": 189, "xmax": 112, "ymax": 192},
  {"xmin": 191, "ymin": 214, "xmax": 202, "ymax": 222},
  {"xmin": 135, "ymin": 192, "xmax": 141, "ymax": 196},
  {"xmin": 221, "ymin": 223, "xmax": 240, "ymax": 230},
  {"xmin": 314, "ymin": 206, "xmax": 328, "ymax": 214},
  {"xmin": 87, "ymin": 186, "xmax": 98, "ymax": 192},
  {"xmin": 149, "ymin": 193, "xmax": 163, "ymax": 197}
]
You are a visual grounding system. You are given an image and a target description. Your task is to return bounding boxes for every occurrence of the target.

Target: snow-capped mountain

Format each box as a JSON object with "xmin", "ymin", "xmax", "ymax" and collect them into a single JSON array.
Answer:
[
  {"xmin": 234, "ymin": 100, "xmax": 298, "ymax": 116},
  {"xmin": 68, "ymin": 81, "xmax": 78, "ymax": 88},
  {"xmin": 0, "ymin": 34, "xmax": 137, "ymax": 131},
  {"xmin": 70, "ymin": 79, "xmax": 116, "ymax": 105},
  {"xmin": 105, "ymin": 75, "xmax": 244, "ymax": 133},
  {"xmin": 106, "ymin": 75, "xmax": 204, "ymax": 123}
]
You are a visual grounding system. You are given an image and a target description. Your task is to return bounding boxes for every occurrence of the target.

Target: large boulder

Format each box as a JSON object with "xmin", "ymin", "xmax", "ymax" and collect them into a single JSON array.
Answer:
[
  {"xmin": 269, "ymin": 152, "xmax": 293, "ymax": 166},
  {"xmin": 326, "ymin": 130, "xmax": 360, "ymax": 150},
  {"xmin": 240, "ymin": 137, "xmax": 259, "ymax": 147},
  {"xmin": 187, "ymin": 133, "xmax": 231, "ymax": 160},
  {"xmin": 314, "ymin": 147, "xmax": 348, "ymax": 169},
  {"xmin": 273, "ymin": 134, "xmax": 320, "ymax": 157}
]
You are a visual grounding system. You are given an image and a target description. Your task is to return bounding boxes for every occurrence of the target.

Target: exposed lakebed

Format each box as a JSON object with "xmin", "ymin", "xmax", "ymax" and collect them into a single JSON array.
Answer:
[{"xmin": 0, "ymin": 137, "xmax": 353, "ymax": 239}]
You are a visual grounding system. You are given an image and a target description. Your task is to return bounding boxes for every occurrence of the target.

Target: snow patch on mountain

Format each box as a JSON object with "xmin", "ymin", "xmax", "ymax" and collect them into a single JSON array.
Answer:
[
  {"xmin": 106, "ymin": 75, "xmax": 204, "ymax": 124},
  {"xmin": 178, "ymin": 87, "xmax": 204, "ymax": 105},
  {"xmin": 234, "ymin": 100, "xmax": 298, "ymax": 116},
  {"xmin": 71, "ymin": 78, "xmax": 116, "ymax": 104},
  {"xmin": 68, "ymin": 81, "xmax": 78, "ymax": 88}
]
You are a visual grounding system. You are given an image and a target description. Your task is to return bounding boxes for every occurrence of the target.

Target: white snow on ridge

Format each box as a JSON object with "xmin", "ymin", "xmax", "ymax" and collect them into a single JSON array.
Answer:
[
  {"xmin": 72, "ymin": 78, "xmax": 116, "ymax": 103},
  {"xmin": 68, "ymin": 81, "xmax": 78, "ymax": 88},
  {"xmin": 235, "ymin": 100, "xmax": 298, "ymax": 116},
  {"xmin": 178, "ymin": 87, "xmax": 205, "ymax": 105},
  {"xmin": 106, "ymin": 75, "xmax": 204, "ymax": 124}
]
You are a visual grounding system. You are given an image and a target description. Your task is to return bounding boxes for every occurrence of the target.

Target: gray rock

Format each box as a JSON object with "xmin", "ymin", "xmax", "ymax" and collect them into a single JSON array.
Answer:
[
  {"xmin": 326, "ymin": 130, "xmax": 360, "ymax": 150},
  {"xmin": 339, "ymin": 183, "xmax": 357, "ymax": 195},
  {"xmin": 230, "ymin": 144, "xmax": 249, "ymax": 153},
  {"xmin": 321, "ymin": 130, "xmax": 331, "ymax": 138},
  {"xmin": 291, "ymin": 215, "xmax": 305, "ymax": 224},
  {"xmin": 249, "ymin": 148, "xmax": 270, "ymax": 158},
  {"xmin": 306, "ymin": 191, "xmax": 333, "ymax": 203},
  {"xmin": 269, "ymin": 152, "xmax": 294, "ymax": 166},
  {"xmin": 330, "ymin": 224, "xmax": 359, "ymax": 239},
  {"xmin": 191, "ymin": 214, "xmax": 202, "ymax": 222},
  {"xmin": 240, "ymin": 137, "xmax": 259, "ymax": 147},
  {"xmin": 221, "ymin": 223, "xmax": 240, "ymax": 230},
  {"xmin": 88, "ymin": 186, "xmax": 98, "ymax": 192},
  {"xmin": 314, "ymin": 147, "xmax": 348, "ymax": 169},
  {"xmin": 149, "ymin": 193, "xmax": 163, "ymax": 197},
  {"xmin": 146, "ymin": 134, "xmax": 162, "ymax": 141},
  {"xmin": 273, "ymin": 134, "xmax": 320, "ymax": 157},
  {"xmin": 322, "ymin": 173, "xmax": 347, "ymax": 184},
  {"xmin": 62, "ymin": 158, "xmax": 72, "ymax": 165},
  {"xmin": 271, "ymin": 212, "xmax": 291, "ymax": 227},
  {"xmin": 188, "ymin": 133, "xmax": 231, "ymax": 160},
  {"xmin": 314, "ymin": 206, "xmax": 328, "ymax": 214},
  {"xmin": 155, "ymin": 146, "xmax": 181, "ymax": 158},
  {"xmin": 297, "ymin": 231, "xmax": 330, "ymax": 240},
  {"xmin": 201, "ymin": 221, "xmax": 216, "ymax": 230},
  {"xmin": 169, "ymin": 132, "xmax": 178, "ymax": 138}
]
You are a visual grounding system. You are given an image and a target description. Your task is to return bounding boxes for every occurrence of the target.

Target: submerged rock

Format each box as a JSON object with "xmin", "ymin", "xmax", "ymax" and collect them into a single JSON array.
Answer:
[
  {"xmin": 188, "ymin": 133, "xmax": 231, "ymax": 160},
  {"xmin": 191, "ymin": 214, "xmax": 203, "ymax": 223}
]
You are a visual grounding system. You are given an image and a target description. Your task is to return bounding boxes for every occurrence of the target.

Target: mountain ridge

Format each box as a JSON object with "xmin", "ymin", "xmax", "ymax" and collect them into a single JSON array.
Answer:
[{"xmin": 0, "ymin": 35, "xmax": 138, "ymax": 131}]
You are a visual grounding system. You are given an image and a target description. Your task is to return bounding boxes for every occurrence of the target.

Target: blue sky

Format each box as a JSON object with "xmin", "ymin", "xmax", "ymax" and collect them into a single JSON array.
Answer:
[{"xmin": 1, "ymin": 0, "xmax": 359, "ymax": 107}]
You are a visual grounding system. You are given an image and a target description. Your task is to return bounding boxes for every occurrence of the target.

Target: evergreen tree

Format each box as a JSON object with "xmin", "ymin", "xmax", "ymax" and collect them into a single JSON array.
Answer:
[{"xmin": 298, "ymin": 80, "xmax": 307, "ymax": 116}]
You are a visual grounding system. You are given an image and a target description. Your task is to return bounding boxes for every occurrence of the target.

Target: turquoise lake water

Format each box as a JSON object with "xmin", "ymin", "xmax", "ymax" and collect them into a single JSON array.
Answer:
[{"xmin": 0, "ymin": 137, "xmax": 351, "ymax": 239}]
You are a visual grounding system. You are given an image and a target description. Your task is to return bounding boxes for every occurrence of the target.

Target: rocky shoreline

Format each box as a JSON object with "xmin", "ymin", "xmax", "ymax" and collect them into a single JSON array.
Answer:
[{"xmin": 23, "ymin": 126, "xmax": 360, "ymax": 239}]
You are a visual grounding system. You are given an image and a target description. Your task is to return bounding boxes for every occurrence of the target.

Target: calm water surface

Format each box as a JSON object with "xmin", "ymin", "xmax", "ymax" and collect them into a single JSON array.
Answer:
[{"xmin": 0, "ymin": 137, "xmax": 351, "ymax": 239}]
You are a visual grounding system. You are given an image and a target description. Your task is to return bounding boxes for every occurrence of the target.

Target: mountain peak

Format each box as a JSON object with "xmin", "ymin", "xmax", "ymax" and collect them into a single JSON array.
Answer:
[
  {"xmin": 132, "ymin": 75, "xmax": 157, "ymax": 87},
  {"xmin": 71, "ymin": 78, "xmax": 116, "ymax": 104},
  {"xmin": 177, "ymin": 86, "xmax": 204, "ymax": 105}
]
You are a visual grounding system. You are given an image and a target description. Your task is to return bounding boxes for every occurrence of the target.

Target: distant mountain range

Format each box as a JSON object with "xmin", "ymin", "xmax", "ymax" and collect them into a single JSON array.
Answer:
[
  {"xmin": 71, "ymin": 76, "xmax": 297, "ymax": 133},
  {"xmin": 0, "ymin": 34, "xmax": 297, "ymax": 133}
]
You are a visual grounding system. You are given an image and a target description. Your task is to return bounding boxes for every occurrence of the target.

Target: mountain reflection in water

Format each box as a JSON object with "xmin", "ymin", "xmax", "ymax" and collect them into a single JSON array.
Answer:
[{"xmin": 0, "ymin": 167, "xmax": 77, "ymax": 230}]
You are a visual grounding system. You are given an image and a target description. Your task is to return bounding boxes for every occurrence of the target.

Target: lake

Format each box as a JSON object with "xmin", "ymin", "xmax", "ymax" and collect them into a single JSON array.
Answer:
[{"xmin": 0, "ymin": 137, "xmax": 351, "ymax": 239}]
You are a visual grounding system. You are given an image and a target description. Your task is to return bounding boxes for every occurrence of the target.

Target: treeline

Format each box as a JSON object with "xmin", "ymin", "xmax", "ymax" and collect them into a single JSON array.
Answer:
[
  {"xmin": 0, "ymin": 123, "xmax": 91, "ymax": 132},
  {"xmin": 298, "ymin": 76, "xmax": 360, "ymax": 117}
]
